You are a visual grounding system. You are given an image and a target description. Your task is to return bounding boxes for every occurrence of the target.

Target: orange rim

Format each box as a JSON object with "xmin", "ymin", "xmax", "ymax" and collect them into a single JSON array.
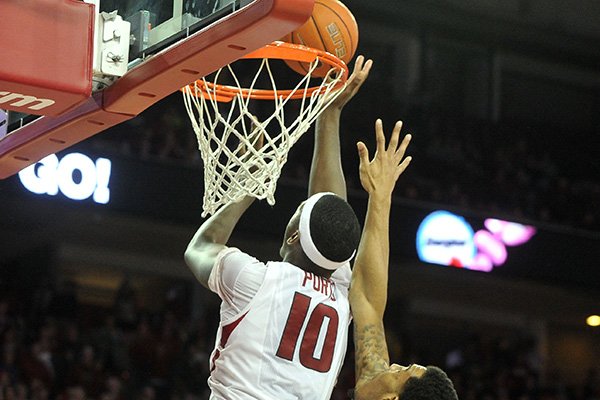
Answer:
[{"xmin": 182, "ymin": 41, "xmax": 349, "ymax": 102}]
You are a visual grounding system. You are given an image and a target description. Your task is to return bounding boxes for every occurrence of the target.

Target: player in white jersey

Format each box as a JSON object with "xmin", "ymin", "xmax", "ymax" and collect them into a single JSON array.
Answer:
[{"xmin": 184, "ymin": 56, "xmax": 373, "ymax": 399}]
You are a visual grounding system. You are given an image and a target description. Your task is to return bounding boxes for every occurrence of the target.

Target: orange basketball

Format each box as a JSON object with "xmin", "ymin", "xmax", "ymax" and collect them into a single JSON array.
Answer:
[{"xmin": 281, "ymin": 0, "xmax": 359, "ymax": 77}]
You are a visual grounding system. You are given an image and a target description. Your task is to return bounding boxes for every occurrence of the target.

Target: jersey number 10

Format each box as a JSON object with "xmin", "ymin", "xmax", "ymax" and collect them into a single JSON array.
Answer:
[{"xmin": 276, "ymin": 292, "xmax": 340, "ymax": 372}]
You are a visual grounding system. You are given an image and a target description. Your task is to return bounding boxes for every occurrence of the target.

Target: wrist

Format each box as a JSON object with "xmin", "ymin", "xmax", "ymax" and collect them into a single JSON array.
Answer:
[
  {"xmin": 368, "ymin": 191, "xmax": 393, "ymax": 203},
  {"xmin": 321, "ymin": 106, "xmax": 343, "ymax": 117}
]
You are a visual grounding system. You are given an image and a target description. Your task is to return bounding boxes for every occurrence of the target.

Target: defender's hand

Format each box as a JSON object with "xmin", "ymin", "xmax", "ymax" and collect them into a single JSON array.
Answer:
[{"xmin": 357, "ymin": 119, "xmax": 412, "ymax": 196}]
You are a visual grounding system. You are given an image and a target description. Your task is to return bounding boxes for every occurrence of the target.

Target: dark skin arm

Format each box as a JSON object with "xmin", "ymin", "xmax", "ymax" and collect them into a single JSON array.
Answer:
[
  {"xmin": 184, "ymin": 132, "xmax": 263, "ymax": 288},
  {"xmin": 309, "ymin": 56, "xmax": 372, "ymax": 199},
  {"xmin": 184, "ymin": 196, "xmax": 255, "ymax": 288}
]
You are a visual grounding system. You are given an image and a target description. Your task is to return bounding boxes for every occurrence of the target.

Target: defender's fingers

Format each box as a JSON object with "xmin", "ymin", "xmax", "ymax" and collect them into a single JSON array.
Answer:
[
  {"xmin": 357, "ymin": 141, "xmax": 370, "ymax": 165},
  {"xmin": 388, "ymin": 121, "xmax": 402, "ymax": 151},
  {"xmin": 395, "ymin": 133, "xmax": 412, "ymax": 160},
  {"xmin": 375, "ymin": 119, "xmax": 386, "ymax": 151},
  {"xmin": 394, "ymin": 156, "xmax": 412, "ymax": 179}
]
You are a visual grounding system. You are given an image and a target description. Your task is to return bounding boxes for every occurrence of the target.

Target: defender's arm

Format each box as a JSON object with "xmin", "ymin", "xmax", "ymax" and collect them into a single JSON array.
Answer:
[{"xmin": 350, "ymin": 120, "xmax": 412, "ymax": 386}]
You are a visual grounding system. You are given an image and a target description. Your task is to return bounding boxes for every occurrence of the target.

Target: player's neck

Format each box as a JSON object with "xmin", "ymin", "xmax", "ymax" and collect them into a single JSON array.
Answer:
[
  {"xmin": 285, "ymin": 252, "xmax": 332, "ymax": 278},
  {"xmin": 283, "ymin": 250, "xmax": 305, "ymax": 268}
]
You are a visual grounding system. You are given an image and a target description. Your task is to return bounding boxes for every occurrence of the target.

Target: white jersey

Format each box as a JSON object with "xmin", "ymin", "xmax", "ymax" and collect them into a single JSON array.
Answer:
[{"xmin": 207, "ymin": 247, "xmax": 351, "ymax": 400}]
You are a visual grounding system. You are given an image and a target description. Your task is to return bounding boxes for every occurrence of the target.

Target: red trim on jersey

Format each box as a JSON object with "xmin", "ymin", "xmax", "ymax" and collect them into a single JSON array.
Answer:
[{"xmin": 211, "ymin": 312, "xmax": 248, "ymax": 371}]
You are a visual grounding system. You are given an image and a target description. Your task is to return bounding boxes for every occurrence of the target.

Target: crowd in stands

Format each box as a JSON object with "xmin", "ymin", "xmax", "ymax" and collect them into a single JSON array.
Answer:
[
  {"xmin": 443, "ymin": 335, "xmax": 599, "ymax": 400},
  {"xmin": 0, "ymin": 276, "xmax": 214, "ymax": 400},
  {"xmin": 91, "ymin": 91, "xmax": 600, "ymax": 234},
  {"xmin": 0, "ymin": 272, "xmax": 598, "ymax": 400}
]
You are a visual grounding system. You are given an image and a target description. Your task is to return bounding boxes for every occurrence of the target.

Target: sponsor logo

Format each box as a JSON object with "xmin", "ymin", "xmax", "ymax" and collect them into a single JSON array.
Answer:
[
  {"xmin": 416, "ymin": 210, "xmax": 536, "ymax": 272},
  {"xmin": 0, "ymin": 91, "xmax": 55, "ymax": 111},
  {"xmin": 417, "ymin": 211, "xmax": 476, "ymax": 268}
]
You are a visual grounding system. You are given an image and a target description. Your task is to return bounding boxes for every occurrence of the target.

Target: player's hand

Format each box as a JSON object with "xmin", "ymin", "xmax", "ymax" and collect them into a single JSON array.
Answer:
[
  {"xmin": 325, "ymin": 55, "xmax": 373, "ymax": 112},
  {"xmin": 237, "ymin": 116, "xmax": 265, "ymax": 173},
  {"xmin": 357, "ymin": 119, "xmax": 412, "ymax": 196}
]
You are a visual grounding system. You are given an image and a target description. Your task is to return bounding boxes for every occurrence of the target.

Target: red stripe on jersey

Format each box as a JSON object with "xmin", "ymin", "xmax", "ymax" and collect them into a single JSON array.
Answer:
[
  {"xmin": 222, "ymin": 312, "xmax": 248, "ymax": 346},
  {"xmin": 211, "ymin": 312, "xmax": 248, "ymax": 371}
]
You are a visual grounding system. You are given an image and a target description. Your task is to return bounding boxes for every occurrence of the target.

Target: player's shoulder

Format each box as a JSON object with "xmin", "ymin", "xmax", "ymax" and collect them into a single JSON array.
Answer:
[
  {"xmin": 215, "ymin": 247, "xmax": 267, "ymax": 280},
  {"xmin": 330, "ymin": 263, "xmax": 351, "ymax": 286},
  {"xmin": 219, "ymin": 247, "xmax": 261, "ymax": 266}
]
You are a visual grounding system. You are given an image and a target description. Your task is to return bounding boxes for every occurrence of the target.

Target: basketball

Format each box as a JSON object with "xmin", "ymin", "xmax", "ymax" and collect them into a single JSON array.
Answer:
[{"xmin": 281, "ymin": 0, "xmax": 359, "ymax": 77}]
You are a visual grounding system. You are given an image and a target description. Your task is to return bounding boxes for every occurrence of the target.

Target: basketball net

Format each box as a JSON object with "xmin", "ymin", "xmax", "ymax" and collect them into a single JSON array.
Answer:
[{"xmin": 182, "ymin": 42, "xmax": 348, "ymax": 216}]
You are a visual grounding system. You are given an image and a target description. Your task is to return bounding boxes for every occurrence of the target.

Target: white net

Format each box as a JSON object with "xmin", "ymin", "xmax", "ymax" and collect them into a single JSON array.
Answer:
[{"xmin": 182, "ymin": 53, "xmax": 346, "ymax": 217}]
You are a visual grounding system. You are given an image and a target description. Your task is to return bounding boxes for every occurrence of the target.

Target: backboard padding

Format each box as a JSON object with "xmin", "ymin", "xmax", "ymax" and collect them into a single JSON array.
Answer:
[
  {"xmin": 0, "ymin": 0, "xmax": 315, "ymax": 179},
  {"xmin": 0, "ymin": 0, "xmax": 94, "ymax": 116}
]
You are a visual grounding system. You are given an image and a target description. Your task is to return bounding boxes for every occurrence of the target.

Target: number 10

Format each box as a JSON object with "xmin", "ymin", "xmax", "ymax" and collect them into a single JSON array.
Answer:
[{"xmin": 276, "ymin": 292, "xmax": 340, "ymax": 372}]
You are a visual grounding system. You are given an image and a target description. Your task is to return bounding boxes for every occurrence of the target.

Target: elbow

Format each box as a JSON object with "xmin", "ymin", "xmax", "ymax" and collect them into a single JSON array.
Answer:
[
  {"xmin": 348, "ymin": 286, "xmax": 361, "ymax": 306},
  {"xmin": 349, "ymin": 291, "xmax": 385, "ymax": 320},
  {"xmin": 184, "ymin": 243, "xmax": 200, "ymax": 269},
  {"xmin": 348, "ymin": 289, "xmax": 369, "ymax": 314},
  {"xmin": 183, "ymin": 247, "xmax": 193, "ymax": 268},
  {"xmin": 184, "ymin": 232, "xmax": 211, "ymax": 267}
]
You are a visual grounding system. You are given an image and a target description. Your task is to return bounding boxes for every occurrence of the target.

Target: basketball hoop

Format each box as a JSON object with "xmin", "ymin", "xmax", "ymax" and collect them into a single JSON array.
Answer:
[{"xmin": 182, "ymin": 41, "xmax": 349, "ymax": 216}]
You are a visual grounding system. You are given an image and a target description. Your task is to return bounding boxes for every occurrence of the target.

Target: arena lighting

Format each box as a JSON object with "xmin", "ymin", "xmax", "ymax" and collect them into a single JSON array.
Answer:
[
  {"xmin": 586, "ymin": 315, "xmax": 600, "ymax": 327},
  {"xmin": 416, "ymin": 210, "xmax": 536, "ymax": 272},
  {"xmin": 18, "ymin": 153, "xmax": 111, "ymax": 204}
]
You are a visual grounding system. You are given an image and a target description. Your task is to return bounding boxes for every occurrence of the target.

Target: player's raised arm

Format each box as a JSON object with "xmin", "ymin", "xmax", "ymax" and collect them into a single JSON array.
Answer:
[
  {"xmin": 309, "ymin": 55, "xmax": 373, "ymax": 199},
  {"xmin": 184, "ymin": 197, "xmax": 256, "ymax": 288},
  {"xmin": 350, "ymin": 119, "xmax": 412, "ymax": 387},
  {"xmin": 184, "ymin": 132, "xmax": 264, "ymax": 288}
]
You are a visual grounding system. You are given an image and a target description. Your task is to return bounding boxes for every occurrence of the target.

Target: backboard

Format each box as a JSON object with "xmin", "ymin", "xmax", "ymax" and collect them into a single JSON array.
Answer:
[
  {"xmin": 0, "ymin": 0, "xmax": 314, "ymax": 179},
  {"xmin": 102, "ymin": 0, "xmax": 243, "ymax": 63}
]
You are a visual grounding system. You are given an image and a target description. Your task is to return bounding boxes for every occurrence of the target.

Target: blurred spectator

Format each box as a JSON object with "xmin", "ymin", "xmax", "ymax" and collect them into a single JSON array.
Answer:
[
  {"xmin": 113, "ymin": 278, "xmax": 137, "ymax": 333},
  {"xmin": 92, "ymin": 317, "xmax": 129, "ymax": 377},
  {"xmin": 0, "ymin": 274, "xmax": 597, "ymax": 400},
  {"xmin": 66, "ymin": 345, "xmax": 103, "ymax": 398},
  {"xmin": 49, "ymin": 281, "xmax": 79, "ymax": 321},
  {"xmin": 129, "ymin": 317, "xmax": 156, "ymax": 392},
  {"xmin": 19, "ymin": 341, "xmax": 53, "ymax": 391}
]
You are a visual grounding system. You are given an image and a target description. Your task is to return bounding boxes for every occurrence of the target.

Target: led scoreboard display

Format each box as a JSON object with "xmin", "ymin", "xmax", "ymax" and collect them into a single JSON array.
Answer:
[{"xmin": 416, "ymin": 210, "xmax": 536, "ymax": 272}]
